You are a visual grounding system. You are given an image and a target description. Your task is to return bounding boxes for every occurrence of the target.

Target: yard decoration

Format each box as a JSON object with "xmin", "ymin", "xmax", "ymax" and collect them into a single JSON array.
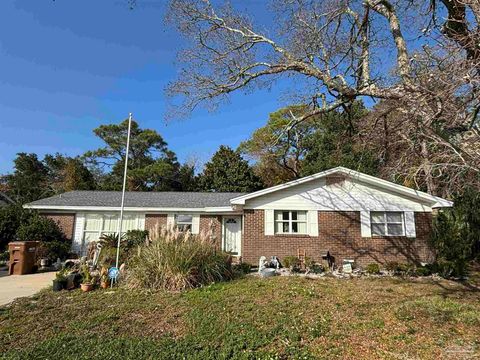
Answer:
[
  {"xmin": 52, "ymin": 269, "xmax": 67, "ymax": 292},
  {"xmin": 100, "ymin": 266, "xmax": 109, "ymax": 289},
  {"xmin": 80, "ymin": 265, "xmax": 94, "ymax": 292}
]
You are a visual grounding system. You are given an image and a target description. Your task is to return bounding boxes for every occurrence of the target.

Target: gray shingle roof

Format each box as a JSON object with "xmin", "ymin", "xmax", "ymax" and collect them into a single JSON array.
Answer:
[{"xmin": 26, "ymin": 191, "xmax": 245, "ymax": 209}]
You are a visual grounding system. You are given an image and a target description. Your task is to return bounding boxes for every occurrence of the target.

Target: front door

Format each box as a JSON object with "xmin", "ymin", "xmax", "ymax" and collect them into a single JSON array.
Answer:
[{"xmin": 223, "ymin": 216, "xmax": 241, "ymax": 255}]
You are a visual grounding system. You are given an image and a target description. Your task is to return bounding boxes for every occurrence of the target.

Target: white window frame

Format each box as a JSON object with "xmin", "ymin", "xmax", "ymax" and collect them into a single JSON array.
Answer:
[
  {"xmin": 175, "ymin": 214, "xmax": 193, "ymax": 232},
  {"xmin": 274, "ymin": 210, "xmax": 308, "ymax": 234},
  {"xmin": 370, "ymin": 211, "xmax": 405, "ymax": 237},
  {"xmin": 81, "ymin": 213, "xmax": 141, "ymax": 254}
]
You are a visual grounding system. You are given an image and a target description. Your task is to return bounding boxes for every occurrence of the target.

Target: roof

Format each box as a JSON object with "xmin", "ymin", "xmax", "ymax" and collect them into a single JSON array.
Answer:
[
  {"xmin": 25, "ymin": 191, "xmax": 246, "ymax": 211},
  {"xmin": 231, "ymin": 167, "xmax": 453, "ymax": 208}
]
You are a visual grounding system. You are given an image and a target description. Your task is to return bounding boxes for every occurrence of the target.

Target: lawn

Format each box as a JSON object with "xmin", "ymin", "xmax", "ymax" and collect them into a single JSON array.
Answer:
[{"xmin": 1, "ymin": 276, "xmax": 479, "ymax": 359}]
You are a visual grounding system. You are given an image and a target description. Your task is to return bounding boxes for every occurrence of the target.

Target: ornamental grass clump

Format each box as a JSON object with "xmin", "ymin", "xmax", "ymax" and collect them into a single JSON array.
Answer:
[{"xmin": 126, "ymin": 224, "xmax": 233, "ymax": 291}]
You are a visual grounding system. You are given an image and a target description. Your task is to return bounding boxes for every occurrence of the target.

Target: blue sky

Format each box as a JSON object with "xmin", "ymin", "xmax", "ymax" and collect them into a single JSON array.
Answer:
[{"xmin": 0, "ymin": 0, "xmax": 290, "ymax": 174}]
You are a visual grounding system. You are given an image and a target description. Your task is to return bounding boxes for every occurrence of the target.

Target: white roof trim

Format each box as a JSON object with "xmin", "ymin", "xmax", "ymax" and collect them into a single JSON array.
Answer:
[
  {"xmin": 230, "ymin": 166, "xmax": 453, "ymax": 208},
  {"xmin": 23, "ymin": 204, "xmax": 237, "ymax": 213}
]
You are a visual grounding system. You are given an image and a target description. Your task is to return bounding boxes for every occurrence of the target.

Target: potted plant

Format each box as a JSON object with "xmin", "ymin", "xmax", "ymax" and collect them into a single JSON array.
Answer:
[
  {"xmin": 80, "ymin": 265, "xmax": 94, "ymax": 292},
  {"xmin": 52, "ymin": 269, "xmax": 67, "ymax": 292},
  {"xmin": 100, "ymin": 267, "xmax": 109, "ymax": 289}
]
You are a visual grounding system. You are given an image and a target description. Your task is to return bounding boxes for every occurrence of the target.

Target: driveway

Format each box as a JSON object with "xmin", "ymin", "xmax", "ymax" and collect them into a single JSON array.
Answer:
[{"xmin": 0, "ymin": 271, "xmax": 55, "ymax": 306}]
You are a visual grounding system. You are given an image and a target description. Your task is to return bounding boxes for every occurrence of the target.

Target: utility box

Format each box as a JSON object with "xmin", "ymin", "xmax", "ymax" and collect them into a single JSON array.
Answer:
[{"xmin": 8, "ymin": 241, "xmax": 39, "ymax": 275}]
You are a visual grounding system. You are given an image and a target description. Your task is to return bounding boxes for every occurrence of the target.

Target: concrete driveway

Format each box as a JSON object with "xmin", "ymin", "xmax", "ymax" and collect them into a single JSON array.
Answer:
[{"xmin": 0, "ymin": 271, "xmax": 55, "ymax": 306}]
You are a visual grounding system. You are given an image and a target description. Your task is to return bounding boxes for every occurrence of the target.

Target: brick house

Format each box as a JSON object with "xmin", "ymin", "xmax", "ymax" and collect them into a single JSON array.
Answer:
[{"xmin": 24, "ymin": 167, "xmax": 452, "ymax": 267}]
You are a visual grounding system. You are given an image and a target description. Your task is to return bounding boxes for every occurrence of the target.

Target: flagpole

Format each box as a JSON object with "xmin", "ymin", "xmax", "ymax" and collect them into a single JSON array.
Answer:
[{"xmin": 115, "ymin": 113, "xmax": 132, "ymax": 270}]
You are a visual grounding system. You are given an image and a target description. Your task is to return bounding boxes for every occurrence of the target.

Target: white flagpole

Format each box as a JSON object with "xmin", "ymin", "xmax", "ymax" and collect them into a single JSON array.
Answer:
[{"xmin": 115, "ymin": 113, "xmax": 132, "ymax": 270}]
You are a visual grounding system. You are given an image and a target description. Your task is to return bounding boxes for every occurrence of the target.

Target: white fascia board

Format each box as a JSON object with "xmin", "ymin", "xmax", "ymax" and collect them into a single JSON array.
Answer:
[
  {"xmin": 230, "ymin": 166, "xmax": 453, "ymax": 208},
  {"xmin": 23, "ymin": 204, "xmax": 238, "ymax": 213}
]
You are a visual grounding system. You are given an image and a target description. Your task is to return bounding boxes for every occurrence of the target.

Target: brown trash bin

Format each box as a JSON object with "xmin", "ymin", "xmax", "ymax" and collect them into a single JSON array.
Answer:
[{"xmin": 8, "ymin": 241, "xmax": 39, "ymax": 275}]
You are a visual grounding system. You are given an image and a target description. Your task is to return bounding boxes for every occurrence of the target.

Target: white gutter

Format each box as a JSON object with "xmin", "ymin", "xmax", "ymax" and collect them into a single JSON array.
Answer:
[{"xmin": 23, "ymin": 204, "xmax": 237, "ymax": 213}]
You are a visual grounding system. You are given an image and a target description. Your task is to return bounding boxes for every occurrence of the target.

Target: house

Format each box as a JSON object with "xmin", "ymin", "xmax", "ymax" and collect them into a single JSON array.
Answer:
[{"xmin": 24, "ymin": 167, "xmax": 453, "ymax": 267}]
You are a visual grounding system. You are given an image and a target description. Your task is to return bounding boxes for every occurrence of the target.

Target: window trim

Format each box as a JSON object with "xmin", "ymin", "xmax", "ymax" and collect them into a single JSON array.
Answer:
[
  {"xmin": 370, "ymin": 211, "xmax": 405, "ymax": 237},
  {"xmin": 81, "ymin": 212, "xmax": 141, "ymax": 254},
  {"xmin": 175, "ymin": 214, "xmax": 193, "ymax": 232},
  {"xmin": 274, "ymin": 210, "xmax": 308, "ymax": 235}
]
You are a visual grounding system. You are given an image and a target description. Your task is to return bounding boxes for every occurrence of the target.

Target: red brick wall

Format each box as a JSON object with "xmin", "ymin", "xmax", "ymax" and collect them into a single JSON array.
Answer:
[
  {"xmin": 145, "ymin": 214, "xmax": 167, "ymax": 232},
  {"xmin": 144, "ymin": 214, "xmax": 222, "ymax": 248},
  {"xmin": 199, "ymin": 215, "xmax": 222, "ymax": 249},
  {"xmin": 242, "ymin": 209, "xmax": 434, "ymax": 267},
  {"xmin": 43, "ymin": 213, "xmax": 75, "ymax": 241}
]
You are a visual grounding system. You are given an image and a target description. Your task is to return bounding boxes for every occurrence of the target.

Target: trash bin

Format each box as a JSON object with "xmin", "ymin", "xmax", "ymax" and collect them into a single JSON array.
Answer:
[{"xmin": 8, "ymin": 241, "xmax": 39, "ymax": 275}]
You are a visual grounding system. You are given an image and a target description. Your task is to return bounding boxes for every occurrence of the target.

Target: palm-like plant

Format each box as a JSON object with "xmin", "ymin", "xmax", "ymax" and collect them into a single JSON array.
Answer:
[{"xmin": 99, "ymin": 233, "xmax": 126, "ymax": 248}]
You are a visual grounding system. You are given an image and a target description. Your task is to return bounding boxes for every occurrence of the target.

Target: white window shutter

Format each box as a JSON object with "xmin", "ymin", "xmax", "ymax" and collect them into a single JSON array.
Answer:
[
  {"xmin": 360, "ymin": 211, "xmax": 371, "ymax": 237},
  {"xmin": 264, "ymin": 209, "xmax": 274, "ymax": 235},
  {"xmin": 72, "ymin": 213, "xmax": 85, "ymax": 253},
  {"xmin": 191, "ymin": 214, "xmax": 200, "ymax": 234},
  {"xmin": 404, "ymin": 211, "xmax": 416, "ymax": 238},
  {"xmin": 167, "ymin": 214, "xmax": 175, "ymax": 228},
  {"xmin": 308, "ymin": 210, "xmax": 318, "ymax": 236}
]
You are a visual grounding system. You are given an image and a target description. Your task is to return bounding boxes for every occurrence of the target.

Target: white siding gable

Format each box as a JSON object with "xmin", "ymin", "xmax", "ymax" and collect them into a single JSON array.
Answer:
[{"xmin": 244, "ymin": 177, "xmax": 432, "ymax": 212}]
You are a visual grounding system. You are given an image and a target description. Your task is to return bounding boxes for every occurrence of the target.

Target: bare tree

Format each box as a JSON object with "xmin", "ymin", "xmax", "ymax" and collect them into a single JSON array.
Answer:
[{"xmin": 166, "ymin": 0, "xmax": 480, "ymax": 196}]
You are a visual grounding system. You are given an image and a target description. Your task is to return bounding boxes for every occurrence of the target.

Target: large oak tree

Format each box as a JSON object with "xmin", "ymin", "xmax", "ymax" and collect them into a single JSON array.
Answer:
[{"xmin": 166, "ymin": 0, "xmax": 480, "ymax": 196}]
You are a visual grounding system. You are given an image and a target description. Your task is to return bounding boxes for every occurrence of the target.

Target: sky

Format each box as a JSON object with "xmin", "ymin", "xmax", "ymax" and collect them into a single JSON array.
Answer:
[{"xmin": 0, "ymin": 0, "xmax": 290, "ymax": 174}]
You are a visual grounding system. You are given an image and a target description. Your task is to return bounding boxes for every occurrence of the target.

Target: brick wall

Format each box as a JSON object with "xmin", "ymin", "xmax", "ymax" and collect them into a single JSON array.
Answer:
[
  {"xmin": 43, "ymin": 213, "xmax": 75, "ymax": 241},
  {"xmin": 242, "ymin": 209, "xmax": 434, "ymax": 267},
  {"xmin": 144, "ymin": 214, "xmax": 168, "ymax": 232},
  {"xmin": 144, "ymin": 214, "xmax": 222, "ymax": 248},
  {"xmin": 199, "ymin": 215, "xmax": 222, "ymax": 249}
]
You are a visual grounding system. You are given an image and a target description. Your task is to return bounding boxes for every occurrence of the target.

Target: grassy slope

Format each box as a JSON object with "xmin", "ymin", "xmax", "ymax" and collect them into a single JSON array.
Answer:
[{"xmin": 1, "ymin": 276, "xmax": 479, "ymax": 359}]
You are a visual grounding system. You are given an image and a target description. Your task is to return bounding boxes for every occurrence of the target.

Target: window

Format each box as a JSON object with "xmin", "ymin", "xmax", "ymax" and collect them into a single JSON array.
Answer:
[
  {"xmin": 175, "ymin": 214, "xmax": 193, "ymax": 232},
  {"xmin": 81, "ymin": 213, "xmax": 140, "ymax": 254},
  {"xmin": 274, "ymin": 211, "xmax": 307, "ymax": 234},
  {"xmin": 370, "ymin": 212, "xmax": 404, "ymax": 236}
]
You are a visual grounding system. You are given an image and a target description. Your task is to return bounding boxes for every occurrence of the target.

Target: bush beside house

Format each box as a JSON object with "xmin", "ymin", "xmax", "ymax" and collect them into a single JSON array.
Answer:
[
  {"xmin": 0, "ymin": 205, "xmax": 69, "ymax": 262},
  {"xmin": 126, "ymin": 226, "xmax": 233, "ymax": 291}
]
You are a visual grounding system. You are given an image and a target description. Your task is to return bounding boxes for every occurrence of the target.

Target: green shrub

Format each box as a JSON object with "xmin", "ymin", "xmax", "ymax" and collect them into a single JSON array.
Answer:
[
  {"xmin": 0, "ymin": 205, "xmax": 33, "ymax": 250},
  {"xmin": 36, "ymin": 241, "xmax": 70, "ymax": 262},
  {"xmin": 126, "ymin": 226, "xmax": 233, "ymax": 291},
  {"xmin": 308, "ymin": 263, "xmax": 324, "ymax": 274},
  {"xmin": 125, "ymin": 230, "xmax": 148, "ymax": 249},
  {"xmin": 15, "ymin": 213, "xmax": 69, "ymax": 261},
  {"xmin": 99, "ymin": 233, "xmax": 125, "ymax": 248},
  {"xmin": 430, "ymin": 259, "xmax": 464, "ymax": 278},
  {"xmin": 233, "ymin": 262, "xmax": 252, "ymax": 275},
  {"xmin": 365, "ymin": 263, "xmax": 381, "ymax": 274},
  {"xmin": 304, "ymin": 257, "xmax": 324, "ymax": 274},
  {"xmin": 385, "ymin": 261, "xmax": 400, "ymax": 272},
  {"xmin": 283, "ymin": 255, "xmax": 300, "ymax": 269},
  {"xmin": 397, "ymin": 263, "xmax": 415, "ymax": 276},
  {"xmin": 0, "ymin": 250, "xmax": 9, "ymax": 264},
  {"xmin": 415, "ymin": 266, "xmax": 432, "ymax": 277},
  {"xmin": 384, "ymin": 262, "xmax": 416, "ymax": 276},
  {"xmin": 16, "ymin": 214, "xmax": 65, "ymax": 243},
  {"xmin": 429, "ymin": 187, "xmax": 480, "ymax": 278}
]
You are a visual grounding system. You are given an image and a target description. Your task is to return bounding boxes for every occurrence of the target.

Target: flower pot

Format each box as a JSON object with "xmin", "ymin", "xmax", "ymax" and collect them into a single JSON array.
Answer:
[
  {"xmin": 100, "ymin": 281, "xmax": 109, "ymax": 289},
  {"xmin": 52, "ymin": 279, "xmax": 64, "ymax": 292},
  {"xmin": 40, "ymin": 258, "xmax": 50, "ymax": 268},
  {"xmin": 80, "ymin": 283, "xmax": 94, "ymax": 292}
]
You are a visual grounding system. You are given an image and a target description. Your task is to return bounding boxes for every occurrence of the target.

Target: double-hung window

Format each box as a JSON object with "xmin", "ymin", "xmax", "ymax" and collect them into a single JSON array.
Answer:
[
  {"xmin": 274, "ymin": 210, "xmax": 307, "ymax": 234},
  {"xmin": 175, "ymin": 214, "xmax": 193, "ymax": 232},
  {"xmin": 81, "ymin": 213, "xmax": 140, "ymax": 255},
  {"xmin": 370, "ymin": 211, "xmax": 405, "ymax": 236}
]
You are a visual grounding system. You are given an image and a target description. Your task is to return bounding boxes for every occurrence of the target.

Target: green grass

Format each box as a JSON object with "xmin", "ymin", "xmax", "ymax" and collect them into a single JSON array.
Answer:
[{"xmin": 1, "ymin": 276, "xmax": 480, "ymax": 359}]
